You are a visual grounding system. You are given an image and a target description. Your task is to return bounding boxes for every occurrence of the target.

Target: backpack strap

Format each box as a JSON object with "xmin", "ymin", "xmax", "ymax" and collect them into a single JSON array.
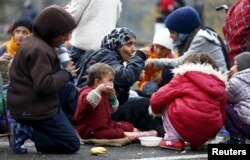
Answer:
[{"xmin": 202, "ymin": 26, "xmax": 231, "ymax": 70}]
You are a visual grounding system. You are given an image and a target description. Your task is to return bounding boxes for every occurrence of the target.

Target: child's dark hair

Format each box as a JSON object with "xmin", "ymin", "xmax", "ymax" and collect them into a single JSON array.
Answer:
[
  {"xmin": 183, "ymin": 52, "xmax": 219, "ymax": 70},
  {"xmin": 86, "ymin": 63, "xmax": 115, "ymax": 86}
]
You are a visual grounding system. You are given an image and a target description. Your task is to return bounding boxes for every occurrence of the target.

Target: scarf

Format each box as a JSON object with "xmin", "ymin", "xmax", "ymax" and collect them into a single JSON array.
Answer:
[
  {"xmin": 4, "ymin": 28, "xmax": 31, "ymax": 56},
  {"xmin": 4, "ymin": 36, "xmax": 19, "ymax": 56},
  {"xmin": 101, "ymin": 27, "xmax": 136, "ymax": 52}
]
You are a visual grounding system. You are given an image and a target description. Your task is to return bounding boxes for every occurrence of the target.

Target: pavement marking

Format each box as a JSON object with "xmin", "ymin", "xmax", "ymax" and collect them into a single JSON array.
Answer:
[{"xmin": 127, "ymin": 154, "xmax": 208, "ymax": 160}]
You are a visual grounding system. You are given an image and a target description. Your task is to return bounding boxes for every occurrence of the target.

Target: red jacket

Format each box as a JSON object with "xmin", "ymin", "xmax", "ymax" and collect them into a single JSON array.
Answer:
[
  {"xmin": 150, "ymin": 64, "xmax": 226, "ymax": 148},
  {"xmin": 73, "ymin": 87, "xmax": 134, "ymax": 139}
]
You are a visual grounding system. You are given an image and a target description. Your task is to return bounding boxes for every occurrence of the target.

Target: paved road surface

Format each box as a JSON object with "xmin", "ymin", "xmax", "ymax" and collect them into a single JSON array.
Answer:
[{"xmin": 0, "ymin": 136, "xmax": 221, "ymax": 160}]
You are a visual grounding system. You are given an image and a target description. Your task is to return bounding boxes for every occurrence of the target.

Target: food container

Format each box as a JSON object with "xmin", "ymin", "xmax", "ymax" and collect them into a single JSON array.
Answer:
[{"xmin": 139, "ymin": 136, "xmax": 162, "ymax": 147}]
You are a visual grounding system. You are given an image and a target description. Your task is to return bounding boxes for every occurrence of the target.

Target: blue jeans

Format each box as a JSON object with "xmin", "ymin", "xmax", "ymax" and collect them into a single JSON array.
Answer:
[{"xmin": 23, "ymin": 109, "xmax": 80, "ymax": 153}]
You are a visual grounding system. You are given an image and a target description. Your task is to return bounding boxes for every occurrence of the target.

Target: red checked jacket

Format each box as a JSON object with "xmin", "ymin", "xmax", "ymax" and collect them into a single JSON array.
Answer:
[{"xmin": 223, "ymin": 0, "xmax": 250, "ymax": 62}]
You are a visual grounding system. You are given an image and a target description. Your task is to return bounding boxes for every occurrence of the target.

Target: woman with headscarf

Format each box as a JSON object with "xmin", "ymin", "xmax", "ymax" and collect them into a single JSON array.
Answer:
[
  {"xmin": 76, "ymin": 27, "xmax": 146, "ymax": 104},
  {"xmin": 76, "ymin": 27, "xmax": 164, "ymax": 135}
]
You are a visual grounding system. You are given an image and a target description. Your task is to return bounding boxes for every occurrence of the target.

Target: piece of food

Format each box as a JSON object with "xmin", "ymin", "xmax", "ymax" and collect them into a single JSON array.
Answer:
[{"xmin": 90, "ymin": 147, "xmax": 107, "ymax": 155}]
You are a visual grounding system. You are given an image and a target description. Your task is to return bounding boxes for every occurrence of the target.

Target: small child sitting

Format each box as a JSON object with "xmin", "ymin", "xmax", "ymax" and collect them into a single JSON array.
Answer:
[
  {"xmin": 73, "ymin": 63, "xmax": 157, "ymax": 140},
  {"xmin": 137, "ymin": 28, "xmax": 176, "ymax": 97},
  {"xmin": 150, "ymin": 53, "xmax": 227, "ymax": 150},
  {"xmin": 220, "ymin": 51, "xmax": 250, "ymax": 144}
]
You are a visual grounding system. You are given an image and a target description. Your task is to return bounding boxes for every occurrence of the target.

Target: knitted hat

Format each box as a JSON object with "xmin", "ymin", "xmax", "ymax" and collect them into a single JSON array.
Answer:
[
  {"xmin": 165, "ymin": 6, "xmax": 201, "ymax": 34},
  {"xmin": 33, "ymin": 5, "xmax": 77, "ymax": 42},
  {"xmin": 153, "ymin": 28, "xmax": 173, "ymax": 50},
  {"xmin": 12, "ymin": 17, "xmax": 33, "ymax": 32},
  {"xmin": 235, "ymin": 52, "xmax": 250, "ymax": 71}
]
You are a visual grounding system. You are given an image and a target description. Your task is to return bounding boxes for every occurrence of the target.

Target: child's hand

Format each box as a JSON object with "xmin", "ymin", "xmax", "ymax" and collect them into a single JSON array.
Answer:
[
  {"xmin": 0, "ymin": 52, "xmax": 13, "ymax": 61},
  {"xmin": 96, "ymin": 82, "xmax": 116, "ymax": 96},
  {"xmin": 227, "ymin": 65, "xmax": 238, "ymax": 80},
  {"xmin": 65, "ymin": 61, "xmax": 77, "ymax": 77},
  {"xmin": 96, "ymin": 83, "xmax": 107, "ymax": 94},
  {"xmin": 64, "ymin": 40, "xmax": 71, "ymax": 49},
  {"xmin": 107, "ymin": 87, "xmax": 116, "ymax": 97},
  {"xmin": 106, "ymin": 82, "xmax": 116, "ymax": 97}
]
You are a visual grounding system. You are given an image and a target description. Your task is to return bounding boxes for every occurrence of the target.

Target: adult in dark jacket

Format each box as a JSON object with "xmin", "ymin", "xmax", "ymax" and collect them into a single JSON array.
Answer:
[
  {"xmin": 7, "ymin": 5, "xmax": 80, "ymax": 154},
  {"xmin": 76, "ymin": 27, "xmax": 164, "ymax": 135},
  {"xmin": 77, "ymin": 27, "xmax": 146, "ymax": 105}
]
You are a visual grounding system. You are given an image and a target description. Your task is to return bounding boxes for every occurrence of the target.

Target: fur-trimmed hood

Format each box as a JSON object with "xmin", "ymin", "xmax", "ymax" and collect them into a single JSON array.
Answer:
[
  {"xmin": 173, "ymin": 63, "xmax": 227, "ymax": 85},
  {"xmin": 172, "ymin": 63, "xmax": 227, "ymax": 98}
]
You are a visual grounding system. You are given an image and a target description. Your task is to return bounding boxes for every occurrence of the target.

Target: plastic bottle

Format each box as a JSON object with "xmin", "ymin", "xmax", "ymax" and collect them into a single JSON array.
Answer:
[{"xmin": 56, "ymin": 44, "xmax": 71, "ymax": 68}]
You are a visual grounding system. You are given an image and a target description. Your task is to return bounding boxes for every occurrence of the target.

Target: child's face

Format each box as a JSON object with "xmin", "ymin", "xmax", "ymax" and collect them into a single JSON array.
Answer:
[
  {"xmin": 98, "ymin": 71, "xmax": 115, "ymax": 87},
  {"xmin": 13, "ymin": 26, "xmax": 30, "ymax": 45},
  {"xmin": 50, "ymin": 32, "xmax": 71, "ymax": 47},
  {"xmin": 58, "ymin": 32, "xmax": 71, "ymax": 45},
  {"xmin": 169, "ymin": 30, "xmax": 178, "ymax": 43},
  {"xmin": 153, "ymin": 44, "xmax": 171, "ymax": 58},
  {"xmin": 139, "ymin": 69, "xmax": 145, "ymax": 81}
]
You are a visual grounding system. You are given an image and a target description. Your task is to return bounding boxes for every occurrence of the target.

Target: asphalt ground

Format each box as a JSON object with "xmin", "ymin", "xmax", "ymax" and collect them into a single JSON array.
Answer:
[{"xmin": 0, "ymin": 136, "xmax": 223, "ymax": 160}]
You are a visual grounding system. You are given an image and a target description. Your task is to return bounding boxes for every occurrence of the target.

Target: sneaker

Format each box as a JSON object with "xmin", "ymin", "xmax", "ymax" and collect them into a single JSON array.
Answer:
[
  {"xmin": 125, "ymin": 130, "xmax": 157, "ymax": 140},
  {"xmin": 159, "ymin": 139, "xmax": 185, "ymax": 151},
  {"xmin": 10, "ymin": 122, "xmax": 33, "ymax": 154}
]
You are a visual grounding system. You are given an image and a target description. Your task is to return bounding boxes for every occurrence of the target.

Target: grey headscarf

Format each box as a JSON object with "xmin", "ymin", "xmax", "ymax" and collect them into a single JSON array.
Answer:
[{"xmin": 101, "ymin": 27, "xmax": 136, "ymax": 52}]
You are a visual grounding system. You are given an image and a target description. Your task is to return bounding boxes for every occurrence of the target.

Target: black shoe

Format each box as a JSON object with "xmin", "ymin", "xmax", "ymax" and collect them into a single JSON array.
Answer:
[{"xmin": 220, "ymin": 134, "xmax": 245, "ymax": 144}]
